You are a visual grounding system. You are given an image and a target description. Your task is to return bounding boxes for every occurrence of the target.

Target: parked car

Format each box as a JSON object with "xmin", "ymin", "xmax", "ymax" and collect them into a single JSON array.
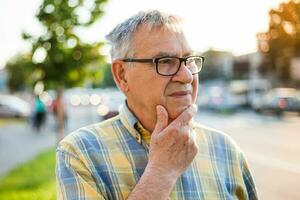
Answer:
[
  {"xmin": 0, "ymin": 94, "xmax": 31, "ymax": 118},
  {"xmin": 253, "ymin": 88, "xmax": 300, "ymax": 116},
  {"xmin": 200, "ymin": 86, "xmax": 239, "ymax": 113},
  {"xmin": 97, "ymin": 89, "xmax": 125, "ymax": 120}
]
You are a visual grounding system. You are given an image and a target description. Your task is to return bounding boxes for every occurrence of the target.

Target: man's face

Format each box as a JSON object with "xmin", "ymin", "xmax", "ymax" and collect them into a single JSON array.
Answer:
[{"xmin": 125, "ymin": 25, "xmax": 198, "ymax": 124}]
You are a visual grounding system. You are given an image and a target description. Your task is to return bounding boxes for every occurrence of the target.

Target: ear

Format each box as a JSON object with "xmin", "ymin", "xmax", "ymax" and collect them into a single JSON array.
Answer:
[{"xmin": 111, "ymin": 60, "xmax": 129, "ymax": 92}]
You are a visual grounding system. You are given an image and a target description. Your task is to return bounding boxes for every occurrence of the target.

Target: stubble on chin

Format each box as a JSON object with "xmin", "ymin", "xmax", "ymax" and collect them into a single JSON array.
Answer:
[{"xmin": 166, "ymin": 104, "xmax": 191, "ymax": 122}]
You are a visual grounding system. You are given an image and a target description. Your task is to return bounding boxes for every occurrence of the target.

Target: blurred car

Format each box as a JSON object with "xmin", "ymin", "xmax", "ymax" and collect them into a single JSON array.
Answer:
[
  {"xmin": 66, "ymin": 88, "xmax": 107, "ymax": 107},
  {"xmin": 0, "ymin": 94, "xmax": 31, "ymax": 118},
  {"xmin": 228, "ymin": 80, "xmax": 249, "ymax": 108},
  {"xmin": 97, "ymin": 89, "xmax": 125, "ymax": 120},
  {"xmin": 64, "ymin": 87, "xmax": 125, "ymax": 120},
  {"xmin": 253, "ymin": 88, "xmax": 300, "ymax": 116},
  {"xmin": 200, "ymin": 86, "xmax": 239, "ymax": 113}
]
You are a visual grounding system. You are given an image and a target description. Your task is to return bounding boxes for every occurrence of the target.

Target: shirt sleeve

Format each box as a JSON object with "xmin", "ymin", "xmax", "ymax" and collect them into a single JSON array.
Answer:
[
  {"xmin": 56, "ymin": 146, "xmax": 106, "ymax": 200},
  {"xmin": 239, "ymin": 152, "xmax": 259, "ymax": 200}
]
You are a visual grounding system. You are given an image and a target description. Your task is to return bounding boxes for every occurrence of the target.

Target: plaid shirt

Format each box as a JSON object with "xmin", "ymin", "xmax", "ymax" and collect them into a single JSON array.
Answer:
[{"xmin": 56, "ymin": 104, "xmax": 258, "ymax": 200}]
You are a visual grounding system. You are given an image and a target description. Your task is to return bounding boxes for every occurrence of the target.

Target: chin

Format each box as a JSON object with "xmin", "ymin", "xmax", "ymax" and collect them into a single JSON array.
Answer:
[{"xmin": 167, "ymin": 104, "xmax": 190, "ymax": 121}]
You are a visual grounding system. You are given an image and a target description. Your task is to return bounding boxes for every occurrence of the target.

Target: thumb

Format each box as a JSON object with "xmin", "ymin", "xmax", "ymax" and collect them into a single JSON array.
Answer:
[{"xmin": 153, "ymin": 105, "xmax": 168, "ymax": 134}]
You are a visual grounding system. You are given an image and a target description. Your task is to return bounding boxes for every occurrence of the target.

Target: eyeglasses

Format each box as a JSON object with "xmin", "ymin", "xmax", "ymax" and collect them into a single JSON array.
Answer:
[{"xmin": 121, "ymin": 55, "xmax": 205, "ymax": 76}]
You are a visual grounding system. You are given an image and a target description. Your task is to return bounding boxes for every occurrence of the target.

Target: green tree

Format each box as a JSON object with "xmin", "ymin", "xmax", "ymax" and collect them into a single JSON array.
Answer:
[
  {"xmin": 12, "ymin": 0, "xmax": 108, "ymax": 140},
  {"xmin": 100, "ymin": 63, "xmax": 116, "ymax": 87},
  {"xmin": 5, "ymin": 54, "xmax": 33, "ymax": 92},
  {"xmin": 258, "ymin": 0, "xmax": 300, "ymax": 85},
  {"xmin": 25, "ymin": 0, "xmax": 108, "ymax": 89},
  {"xmin": 6, "ymin": 0, "xmax": 108, "ymax": 91}
]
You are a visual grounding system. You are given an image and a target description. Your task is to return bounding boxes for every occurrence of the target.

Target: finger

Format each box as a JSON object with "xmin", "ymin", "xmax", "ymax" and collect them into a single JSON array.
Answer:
[
  {"xmin": 152, "ymin": 105, "xmax": 168, "ymax": 135},
  {"xmin": 187, "ymin": 130, "xmax": 198, "ymax": 155},
  {"xmin": 171, "ymin": 104, "xmax": 197, "ymax": 127}
]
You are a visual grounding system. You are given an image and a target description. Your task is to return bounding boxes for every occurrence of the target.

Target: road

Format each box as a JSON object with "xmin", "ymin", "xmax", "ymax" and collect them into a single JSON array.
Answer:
[
  {"xmin": 1, "ymin": 105, "xmax": 299, "ymax": 199},
  {"xmin": 196, "ymin": 110, "xmax": 300, "ymax": 200},
  {"xmin": 0, "ymin": 120, "xmax": 56, "ymax": 176}
]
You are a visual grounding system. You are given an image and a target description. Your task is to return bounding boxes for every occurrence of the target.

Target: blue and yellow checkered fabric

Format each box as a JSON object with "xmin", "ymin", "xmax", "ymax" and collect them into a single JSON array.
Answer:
[{"xmin": 56, "ymin": 104, "xmax": 258, "ymax": 200}]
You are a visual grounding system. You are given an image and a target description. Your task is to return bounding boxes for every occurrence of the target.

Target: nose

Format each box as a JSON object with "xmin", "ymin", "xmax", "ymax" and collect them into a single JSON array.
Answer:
[{"xmin": 171, "ymin": 61, "xmax": 194, "ymax": 83}]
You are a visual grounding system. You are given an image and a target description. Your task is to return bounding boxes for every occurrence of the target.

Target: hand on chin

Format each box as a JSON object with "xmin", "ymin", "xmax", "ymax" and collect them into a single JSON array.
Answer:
[{"xmin": 167, "ymin": 104, "xmax": 191, "ymax": 122}]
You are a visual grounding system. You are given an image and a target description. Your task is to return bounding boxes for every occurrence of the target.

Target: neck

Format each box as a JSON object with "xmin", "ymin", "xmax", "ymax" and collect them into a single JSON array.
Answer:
[{"xmin": 126, "ymin": 101, "xmax": 156, "ymax": 133}]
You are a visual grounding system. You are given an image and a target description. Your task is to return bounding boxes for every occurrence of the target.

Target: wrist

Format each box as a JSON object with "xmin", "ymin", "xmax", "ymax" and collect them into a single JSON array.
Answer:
[
  {"xmin": 128, "ymin": 165, "xmax": 178, "ymax": 200},
  {"xmin": 144, "ymin": 164, "xmax": 179, "ymax": 184}
]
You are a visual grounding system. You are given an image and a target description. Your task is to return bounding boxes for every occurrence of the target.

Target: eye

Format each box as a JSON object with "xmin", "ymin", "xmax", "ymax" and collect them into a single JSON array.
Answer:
[{"xmin": 158, "ymin": 57, "xmax": 177, "ymax": 65}]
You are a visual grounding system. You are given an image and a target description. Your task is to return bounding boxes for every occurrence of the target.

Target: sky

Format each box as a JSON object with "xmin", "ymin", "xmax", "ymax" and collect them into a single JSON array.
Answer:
[{"xmin": 0, "ymin": 0, "xmax": 288, "ymax": 69}]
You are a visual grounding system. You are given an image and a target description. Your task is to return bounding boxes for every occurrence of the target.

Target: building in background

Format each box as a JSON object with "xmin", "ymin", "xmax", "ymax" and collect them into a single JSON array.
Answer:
[
  {"xmin": 199, "ymin": 49, "xmax": 272, "ymax": 108},
  {"xmin": 200, "ymin": 49, "xmax": 234, "ymax": 81}
]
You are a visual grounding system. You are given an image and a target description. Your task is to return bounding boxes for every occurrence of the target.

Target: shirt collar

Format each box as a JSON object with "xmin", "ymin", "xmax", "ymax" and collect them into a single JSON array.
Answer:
[{"xmin": 119, "ymin": 102, "xmax": 151, "ymax": 145}]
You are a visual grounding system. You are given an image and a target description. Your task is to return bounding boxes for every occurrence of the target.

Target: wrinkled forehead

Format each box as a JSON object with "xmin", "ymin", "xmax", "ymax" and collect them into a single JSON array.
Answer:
[{"xmin": 131, "ymin": 24, "xmax": 192, "ymax": 57}]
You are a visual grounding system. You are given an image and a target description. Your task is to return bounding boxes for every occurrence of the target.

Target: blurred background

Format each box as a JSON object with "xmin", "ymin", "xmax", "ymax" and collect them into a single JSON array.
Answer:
[{"xmin": 0, "ymin": 0, "xmax": 300, "ymax": 199}]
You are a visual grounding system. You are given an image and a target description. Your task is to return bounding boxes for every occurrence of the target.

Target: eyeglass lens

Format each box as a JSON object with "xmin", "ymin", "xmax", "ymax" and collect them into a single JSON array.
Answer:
[{"xmin": 157, "ymin": 57, "xmax": 203, "ymax": 75}]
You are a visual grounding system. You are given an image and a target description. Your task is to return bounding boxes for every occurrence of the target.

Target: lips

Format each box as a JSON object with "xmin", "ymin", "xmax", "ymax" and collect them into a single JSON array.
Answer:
[{"xmin": 169, "ymin": 90, "xmax": 192, "ymax": 97}]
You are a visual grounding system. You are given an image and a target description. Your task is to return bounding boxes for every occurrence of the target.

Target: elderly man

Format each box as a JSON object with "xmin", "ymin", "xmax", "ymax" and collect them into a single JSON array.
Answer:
[{"xmin": 56, "ymin": 10, "xmax": 258, "ymax": 200}]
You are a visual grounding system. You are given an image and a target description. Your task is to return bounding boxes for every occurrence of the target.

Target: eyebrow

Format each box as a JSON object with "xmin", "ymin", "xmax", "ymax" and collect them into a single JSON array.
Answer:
[
  {"xmin": 154, "ymin": 52, "xmax": 175, "ymax": 57},
  {"xmin": 153, "ymin": 51, "xmax": 194, "ymax": 58}
]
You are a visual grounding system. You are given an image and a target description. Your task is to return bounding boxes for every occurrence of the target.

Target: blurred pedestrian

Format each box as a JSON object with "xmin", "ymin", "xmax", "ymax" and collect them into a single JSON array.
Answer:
[
  {"xmin": 33, "ymin": 95, "xmax": 46, "ymax": 132},
  {"xmin": 52, "ymin": 88, "xmax": 68, "ymax": 141},
  {"xmin": 56, "ymin": 10, "xmax": 258, "ymax": 200}
]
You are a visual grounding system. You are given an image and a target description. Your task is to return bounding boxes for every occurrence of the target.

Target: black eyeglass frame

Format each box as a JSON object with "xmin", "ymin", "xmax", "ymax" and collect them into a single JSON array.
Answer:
[{"xmin": 121, "ymin": 55, "xmax": 205, "ymax": 76}]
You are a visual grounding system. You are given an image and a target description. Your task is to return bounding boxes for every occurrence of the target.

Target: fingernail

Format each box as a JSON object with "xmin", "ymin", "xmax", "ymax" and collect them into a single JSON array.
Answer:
[{"xmin": 156, "ymin": 105, "xmax": 161, "ymax": 114}]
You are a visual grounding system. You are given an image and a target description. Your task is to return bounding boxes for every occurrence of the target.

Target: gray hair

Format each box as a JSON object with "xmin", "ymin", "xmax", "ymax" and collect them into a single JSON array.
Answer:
[{"xmin": 105, "ymin": 10, "xmax": 183, "ymax": 61}]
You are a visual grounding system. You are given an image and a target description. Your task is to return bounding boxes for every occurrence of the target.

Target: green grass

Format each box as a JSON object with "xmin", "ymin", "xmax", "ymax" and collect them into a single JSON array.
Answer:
[{"xmin": 0, "ymin": 148, "xmax": 56, "ymax": 200}]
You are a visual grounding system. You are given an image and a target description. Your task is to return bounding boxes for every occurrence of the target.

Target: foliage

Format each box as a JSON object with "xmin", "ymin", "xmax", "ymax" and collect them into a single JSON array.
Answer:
[
  {"xmin": 84, "ymin": 62, "xmax": 115, "ymax": 88},
  {"xmin": 258, "ymin": 0, "xmax": 300, "ymax": 85},
  {"xmin": 0, "ymin": 148, "xmax": 56, "ymax": 200},
  {"xmin": 5, "ymin": 54, "xmax": 33, "ymax": 92},
  {"xmin": 99, "ymin": 63, "xmax": 116, "ymax": 88},
  {"xmin": 6, "ymin": 0, "xmax": 108, "ymax": 91}
]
